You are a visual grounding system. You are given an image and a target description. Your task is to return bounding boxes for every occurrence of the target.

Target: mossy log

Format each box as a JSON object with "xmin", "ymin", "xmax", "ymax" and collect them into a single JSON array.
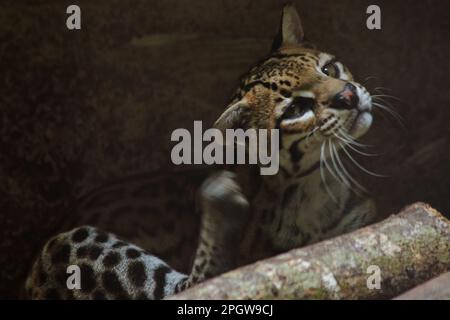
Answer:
[
  {"xmin": 393, "ymin": 271, "xmax": 450, "ymax": 300},
  {"xmin": 170, "ymin": 202, "xmax": 450, "ymax": 299}
]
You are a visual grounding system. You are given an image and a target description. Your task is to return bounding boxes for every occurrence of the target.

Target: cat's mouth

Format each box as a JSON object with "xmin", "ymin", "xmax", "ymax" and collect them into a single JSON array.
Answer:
[{"xmin": 348, "ymin": 111, "xmax": 373, "ymax": 138}]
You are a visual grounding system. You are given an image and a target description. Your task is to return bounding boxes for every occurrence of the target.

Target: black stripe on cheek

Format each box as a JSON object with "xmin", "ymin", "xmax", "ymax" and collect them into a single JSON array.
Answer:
[
  {"xmin": 280, "ymin": 89, "xmax": 292, "ymax": 98},
  {"xmin": 242, "ymin": 80, "xmax": 271, "ymax": 93},
  {"xmin": 296, "ymin": 161, "xmax": 321, "ymax": 179},
  {"xmin": 289, "ymin": 139, "xmax": 304, "ymax": 172},
  {"xmin": 289, "ymin": 139, "xmax": 304, "ymax": 163},
  {"xmin": 153, "ymin": 265, "xmax": 171, "ymax": 300}
]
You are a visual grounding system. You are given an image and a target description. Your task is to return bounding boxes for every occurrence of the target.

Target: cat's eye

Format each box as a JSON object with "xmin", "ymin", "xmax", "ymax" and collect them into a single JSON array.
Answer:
[
  {"xmin": 281, "ymin": 97, "xmax": 315, "ymax": 120},
  {"xmin": 322, "ymin": 62, "xmax": 340, "ymax": 78}
]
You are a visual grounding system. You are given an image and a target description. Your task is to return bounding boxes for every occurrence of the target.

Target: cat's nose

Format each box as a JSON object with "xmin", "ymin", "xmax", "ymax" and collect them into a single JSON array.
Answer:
[{"xmin": 330, "ymin": 83, "xmax": 359, "ymax": 110}]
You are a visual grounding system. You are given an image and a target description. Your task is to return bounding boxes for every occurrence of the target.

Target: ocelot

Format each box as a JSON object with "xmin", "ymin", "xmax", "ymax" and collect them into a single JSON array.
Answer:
[{"xmin": 25, "ymin": 4, "xmax": 376, "ymax": 300}]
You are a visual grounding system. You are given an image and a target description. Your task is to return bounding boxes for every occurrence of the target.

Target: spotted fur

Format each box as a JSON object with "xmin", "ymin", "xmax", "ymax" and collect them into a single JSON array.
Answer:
[{"xmin": 26, "ymin": 226, "xmax": 187, "ymax": 299}]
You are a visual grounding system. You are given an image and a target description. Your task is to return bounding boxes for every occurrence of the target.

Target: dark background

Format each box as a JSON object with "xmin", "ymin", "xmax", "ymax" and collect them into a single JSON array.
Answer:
[{"xmin": 0, "ymin": 0, "xmax": 449, "ymax": 299}]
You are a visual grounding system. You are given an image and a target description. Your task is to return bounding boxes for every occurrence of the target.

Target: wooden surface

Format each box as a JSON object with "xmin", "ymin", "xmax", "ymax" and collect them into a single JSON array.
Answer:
[{"xmin": 170, "ymin": 203, "xmax": 450, "ymax": 299}]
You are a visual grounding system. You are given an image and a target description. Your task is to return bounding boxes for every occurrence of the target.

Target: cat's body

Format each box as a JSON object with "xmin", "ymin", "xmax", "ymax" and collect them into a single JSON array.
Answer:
[{"xmin": 25, "ymin": 5, "xmax": 376, "ymax": 299}]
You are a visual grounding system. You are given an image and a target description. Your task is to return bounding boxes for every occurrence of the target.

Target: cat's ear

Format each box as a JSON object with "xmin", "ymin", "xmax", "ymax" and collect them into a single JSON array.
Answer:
[
  {"xmin": 213, "ymin": 100, "xmax": 249, "ymax": 132},
  {"xmin": 271, "ymin": 3, "xmax": 304, "ymax": 51}
]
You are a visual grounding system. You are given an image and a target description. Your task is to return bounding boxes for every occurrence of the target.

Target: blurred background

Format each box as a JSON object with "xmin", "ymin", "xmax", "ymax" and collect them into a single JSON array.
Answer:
[{"xmin": 0, "ymin": 0, "xmax": 449, "ymax": 298}]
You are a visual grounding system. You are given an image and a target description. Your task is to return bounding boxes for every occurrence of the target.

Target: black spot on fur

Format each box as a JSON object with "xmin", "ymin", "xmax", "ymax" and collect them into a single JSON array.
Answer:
[
  {"xmin": 45, "ymin": 289, "xmax": 61, "ymax": 300},
  {"xmin": 102, "ymin": 271, "xmax": 127, "ymax": 298},
  {"xmin": 280, "ymin": 89, "xmax": 292, "ymax": 98},
  {"xmin": 77, "ymin": 245, "xmax": 103, "ymax": 261},
  {"xmin": 80, "ymin": 264, "xmax": 96, "ymax": 293},
  {"xmin": 136, "ymin": 292, "xmax": 148, "ymax": 300},
  {"xmin": 51, "ymin": 244, "xmax": 71, "ymax": 265},
  {"xmin": 76, "ymin": 246, "xmax": 88, "ymax": 259},
  {"xmin": 153, "ymin": 265, "xmax": 171, "ymax": 300},
  {"xmin": 198, "ymin": 249, "xmax": 206, "ymax": 258},
  {"xmin": 103, "ymin": 252, "xmax": 121, "ymax": 268},
  {"xmin": 66, "ymin": 291, "xmax": 75, "ymax": 300},
  {"xmin": 72, "ymin": 228, "xmax": 89, "ymax": 243},
  {"xmin": 126, "ymin": 248, "xmax": 141, "ymax": 259},
  {"xmin": 89, "ymin": 246, "xmax": 103, "ymax": 260},
  {"xmin": 261, "ymin": 82, "xmax": 271, "ymax": 89},
  {"xmin": 115, "ymin": 292, "xmax": 129, "ymax": 300},
  {"xmin": 271, "ymin": 83, "xmax": 278, "ymax": 91},
  {"xmin": 55, "ymin": 269, "xmax": 68, "ymax": 287},
  {"xmin": 127, "ymin": 261, "xmax": 147, "ymax": 288},
  {"xmin": 95, "ymin": 232, "xmax": 109, "ymax": 243},
  {"xmin": 242, "ymin": 80, "xmax": 271, "ymax": 93},
  {"xmin": 174, "ymin": 281, "xmax": 187, "ymax": 293},
  {"xmin": 92, "ymin": 290, "xmax": 106, "ymax": 300},
  {"xmin": 198, "ymin": 260, "xmax": 207, "ymax": 270}
]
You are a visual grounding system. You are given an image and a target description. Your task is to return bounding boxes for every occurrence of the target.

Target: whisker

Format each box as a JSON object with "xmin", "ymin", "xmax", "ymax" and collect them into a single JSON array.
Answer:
[
  {"xmin": 337, "ymin": 128, "xmax": 371, "ymax": 148},
  {"xmin": 342, "ymin": 140, "xmax": 378, "ymax": 157},
  {"xmin": 373, "ymin": 86, "xmax": 392, "ymax": 92},
  {"xmin": 322, "ymin": 141, "xmax": 341, "ymax": 183},
  {"xmin": 333, "ymin": 130, "xmax": 353, "ymax": 143},
  {"xmin": 372, "ymin": 102, "xmax": 401, "ymax": 123},
  {"xmin": 331, "ymin": 142, "xmax": 368, "ymax": 194},
  {"xmin": 371, "ymin": 94, "xmax": 402, "ymax": 102},
  {"xmin": 364, "ymin": 75, "xmax": 378, "ymax": 84},
  {"xmin": 333, "ymin": 133, "xmax": 378, "ymax": 156},
  {"xmin": 328, "ymin": 140, "xmax": 353, "ymax": 191},
  {"xmin": 320, "ymin": 142, "xmax": 338, "ymax": 203},
  {"xmin": 372, "ymin": 102, "xmax": 406, "ymax": 129},
  {"xmin": 305, "ymin": 127, "xmax": 319, "ymax": 145},
  {"xmin": 339, "ymin": 142, "xmax": 387, "ymax": 177}
]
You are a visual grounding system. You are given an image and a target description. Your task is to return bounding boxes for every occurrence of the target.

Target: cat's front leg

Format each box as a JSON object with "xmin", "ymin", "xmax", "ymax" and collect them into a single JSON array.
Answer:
[{"xmin": 184, "ymin": 170, "xmax": 249, "ymax": 287}]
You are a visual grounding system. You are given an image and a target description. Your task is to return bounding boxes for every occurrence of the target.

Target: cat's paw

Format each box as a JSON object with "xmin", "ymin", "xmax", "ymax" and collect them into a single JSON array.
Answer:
[{"xmin": 200, "ymin": 170, "xmax": 249, "ymax": 219}]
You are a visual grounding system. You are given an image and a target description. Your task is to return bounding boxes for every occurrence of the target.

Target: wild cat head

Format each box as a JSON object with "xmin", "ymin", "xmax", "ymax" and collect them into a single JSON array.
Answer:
[{"xmin": 214, "ymin": 4, "xmax": 374, "ymax": 178}]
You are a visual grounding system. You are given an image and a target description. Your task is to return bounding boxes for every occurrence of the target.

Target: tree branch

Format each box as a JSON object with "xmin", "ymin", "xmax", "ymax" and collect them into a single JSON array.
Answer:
[{"xmin": 169, "ymin": 202, "xmax": 450, "ymax": 299}]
